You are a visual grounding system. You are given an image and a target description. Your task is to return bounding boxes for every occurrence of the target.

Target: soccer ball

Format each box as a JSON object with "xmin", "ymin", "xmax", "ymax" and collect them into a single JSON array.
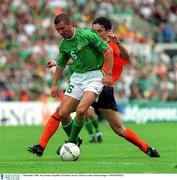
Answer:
[{"xmin": 59, "ymin": 143, "xmax": 80, "ymax": 161}]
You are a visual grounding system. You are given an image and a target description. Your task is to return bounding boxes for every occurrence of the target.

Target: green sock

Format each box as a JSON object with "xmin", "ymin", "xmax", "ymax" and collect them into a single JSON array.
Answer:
[
  {"xmin": 62, "ymin": 120, "xmax": 73, "ymax": 137},
  {"xmin": 85, "ymin": 120, "xmax": 94, "ymax": 137},
  {"xmin": 68, "ymin": 119, "xmax": 84, "ymax": 143},
  {"xmin": 91, "ymin": 117, "xmax": 99, "ymax": 133}
]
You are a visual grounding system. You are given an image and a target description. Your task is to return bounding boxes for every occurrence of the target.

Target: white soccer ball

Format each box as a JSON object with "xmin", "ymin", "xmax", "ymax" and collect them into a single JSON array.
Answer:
[{"xmin": 59, "ymin": 143, "xmax": 80, "ymax": 161}]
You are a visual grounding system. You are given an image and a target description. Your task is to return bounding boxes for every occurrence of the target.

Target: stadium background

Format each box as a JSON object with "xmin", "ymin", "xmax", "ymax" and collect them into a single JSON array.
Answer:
[
  {"xmin": 0, "ymin": 0, "xmax": 177, "ymax": 124},
  {"xmin": 0, "ymin": 0, "xmax": 177, "ymax": 174}
]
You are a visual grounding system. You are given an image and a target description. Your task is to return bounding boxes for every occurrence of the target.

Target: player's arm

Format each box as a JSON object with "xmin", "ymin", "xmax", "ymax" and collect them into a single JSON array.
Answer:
[
  {"xmin": 86, "ymin": 30, "xmax": 113, "ymax": 86},
  {"xmin": 51, "ymin": 66, "xmax": 64, "ymax": 97},
  {"xmin": 102, "ymin": 47, "xmax": 113, "ymax": 86},
  {"xmin": 51, "ymin": 49, "xmax": 70, "ymax": 97},
  {"xmin": 108, "ymin": 32, "xmax": 130, "ymax": 62},
  {"xmin": 47, "ymin": 60, "xmax": 56, "ymax": 68},
  {"xmin": 47, "ymin": 59, "xmax": 73, "ymax": 68}
]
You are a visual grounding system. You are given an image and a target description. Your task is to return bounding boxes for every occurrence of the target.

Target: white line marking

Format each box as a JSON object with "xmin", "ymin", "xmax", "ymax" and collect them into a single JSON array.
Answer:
[{"xmin": 0, "ymin": 161, "xmax": 176, "ymax": 166}]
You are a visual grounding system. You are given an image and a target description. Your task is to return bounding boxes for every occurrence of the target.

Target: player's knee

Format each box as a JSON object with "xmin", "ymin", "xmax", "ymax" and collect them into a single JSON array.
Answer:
[
  {"xmin": 86, "ymin": 113, "xmax": 93, "ymax": 119},
  {"xmin": 76, "ymin": 107, "xmax": 86, "ymax": 118},
  {"xmin": 86, "ymin": 109, "xmax": 95, "ymax": 119},
  {"xmin": 56, "ymin": 105, "xmax": 61, "ymax": 113},
  {"xmin": 58, "ymin": 109, "xmax": 69, "ymax": 119},
  {"xmin": 114, "ymin": 127, "xmax": 126, "ymax": 137},
  {"xmin": 61, "ymin": 115, "xmax": 71, "ymax": 124}
]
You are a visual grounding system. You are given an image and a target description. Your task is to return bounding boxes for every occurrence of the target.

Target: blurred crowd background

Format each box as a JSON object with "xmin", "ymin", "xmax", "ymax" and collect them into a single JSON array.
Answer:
[{"xmin": 0, "ymin": 0, "xmax": 177, "ymax": 103}]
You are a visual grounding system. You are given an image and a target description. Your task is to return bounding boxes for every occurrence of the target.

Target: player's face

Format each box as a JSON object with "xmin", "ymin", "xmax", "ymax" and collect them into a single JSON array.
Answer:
[
  {"xmin": 92, "ymin": 24, "xmax": 109, "ymax": 41},
  {"xmin": 55, "ymin": 21, "xmax": 74, "ymax": 39}
]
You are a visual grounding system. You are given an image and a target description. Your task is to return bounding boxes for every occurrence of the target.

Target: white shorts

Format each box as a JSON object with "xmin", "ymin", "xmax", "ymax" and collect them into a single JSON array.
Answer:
[{"xmin": 64, "ymin": 70, "xmax": 104, "ymax": 100}]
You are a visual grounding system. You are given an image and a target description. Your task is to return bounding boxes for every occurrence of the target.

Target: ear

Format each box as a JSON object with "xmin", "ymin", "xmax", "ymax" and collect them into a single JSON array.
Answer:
[
  {"xmin": 106, "ymin": 29, "xmax": 111, "ymax": 34},
  {"xmin": 108, "ymin": 31, "xmax": 113, "ymax": 36}
]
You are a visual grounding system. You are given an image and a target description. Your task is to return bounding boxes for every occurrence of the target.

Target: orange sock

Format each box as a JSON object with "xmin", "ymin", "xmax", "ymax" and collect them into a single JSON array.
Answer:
[
  {"xmin": 124, "ymin": 128, "xmax": 148, "ymax": 152},
  {"xmin": 39, "ymin": 112, "xmax": 61, "ymax": 149}
]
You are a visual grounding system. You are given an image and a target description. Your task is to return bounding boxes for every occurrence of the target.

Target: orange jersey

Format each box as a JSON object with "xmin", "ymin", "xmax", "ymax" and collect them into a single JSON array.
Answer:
[{"xmin": 103, "ymin": 41, "xmax": 128, "ymax": 85}]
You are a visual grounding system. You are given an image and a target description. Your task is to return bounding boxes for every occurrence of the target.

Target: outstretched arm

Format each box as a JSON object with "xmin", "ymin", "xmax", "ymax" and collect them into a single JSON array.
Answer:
[
  {"xmin": 51, "ymin": 66, "xmax": 64, "ymax": 98},
  {"xmin": 108, "ymin": 32, "xmax": 130, "ymax": 62},
  {"xmin": 47, "ymin": 59, "xmax": 73, "ymax": 68}
]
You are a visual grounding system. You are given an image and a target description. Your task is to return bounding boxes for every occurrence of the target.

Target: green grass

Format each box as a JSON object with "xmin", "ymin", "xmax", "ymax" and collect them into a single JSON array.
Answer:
[{"xmin": 0, "ymin": 122, "xmax": 177, "ymax": 173}]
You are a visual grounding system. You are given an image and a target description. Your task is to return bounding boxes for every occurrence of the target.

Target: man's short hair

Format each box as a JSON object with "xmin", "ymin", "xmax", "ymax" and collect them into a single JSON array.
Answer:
[
  {"xmin": 54, "ymin": 14, "xmax": 71, "ymax": 25},
  {"xmin": 92, "ymin": 17, "xmax": 112, "ymax": 30}
]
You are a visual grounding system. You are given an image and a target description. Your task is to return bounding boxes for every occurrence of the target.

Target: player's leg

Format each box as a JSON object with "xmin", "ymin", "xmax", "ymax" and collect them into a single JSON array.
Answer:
[
  {"xmin": 85, "ymin": 108, "xmax": 96, "ymax": 143},
  {"xmin": 65, "ymin": 70, "xmax": 103, "ymax": 144},
  {"xmin": 68, "ymin": 91, "xmax": 98, "ymax": 144},
  {"xmin": 38, "ymin": 96, "xmax": 73, "ymax": 150},
  {"xmin": 28, "ymin": 95, "xmax": 79, "ymax": 156},
  {"xmin": 96, "ymin": 86, "xmax": 146, "ymax": 150},
  {"xmin": 55, "ymin": 96, "xmax": 82, "ymax": 155},
  {"xmin": 86, "ymin": 107, "xmax": 103, "ymax": 143},
  {"xmin": 28, "ymin": 106, "xmax": 63, "ymax": 156},
  {"xmin": 94, "ymin": 86, "xmax": 160, "ymax": 157},
  {"xmin": 99, "ymin": 108, "xmax": 160, "ymax": 157},
  {"xmin": 99, "ymin": 109, "xmax": 148, "ymax": 149}
]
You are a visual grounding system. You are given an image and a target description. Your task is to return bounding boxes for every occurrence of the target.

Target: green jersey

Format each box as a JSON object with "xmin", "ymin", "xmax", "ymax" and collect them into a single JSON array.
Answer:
[
  {"xmin": 56, "ymin": 28, "xmax": 108, "ymax": 73},
  {"xmin": 66, "ymin": 64, "xmax": 74, "ymax": 80}
]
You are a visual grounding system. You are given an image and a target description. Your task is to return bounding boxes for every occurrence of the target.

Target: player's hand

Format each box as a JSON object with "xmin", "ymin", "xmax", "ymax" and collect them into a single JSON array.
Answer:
[
  {"xmin": 108, "ymin": 32, "xmax": 120, "ymax": 44},
  {"xmin": 51, "ymin": 85, "xmax": 58, "ymax": 98},
  {"xmin": 47, "ymin": 60, "xmax": 56, "ymax": 68},
  {"xmin": 102, "ymin": 75, "xmax": 112, "ymax": 87}
]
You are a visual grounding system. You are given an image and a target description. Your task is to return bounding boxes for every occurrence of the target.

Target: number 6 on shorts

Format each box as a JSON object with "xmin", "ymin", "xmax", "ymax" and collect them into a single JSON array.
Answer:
[{"xmin": 66, "ymin": 85, "xmax": 74, "ymax": 93}]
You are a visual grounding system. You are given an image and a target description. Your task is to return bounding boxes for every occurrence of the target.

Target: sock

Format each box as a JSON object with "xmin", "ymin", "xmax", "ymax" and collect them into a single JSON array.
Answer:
[
  {"xmin": 85, "ymin": 120, "xmax": 94, "ymax": 137},
  {"xmin": 62, "ymin": 120, "xmax": 73, "ymax": 137},
  {"xmin": 39, "ymin": 112, "xmax": 61, "ymax": 149},
  {"xmin": 91, "ymin": 117, "xmax": 99, "ymax": 133},
  {"xmin": 124, "ymin": 128, "xmax": 148, "ymax": 152},
  {"xmin": 68, "ymin": 119, "xmax": 84, "ymax": 143}
]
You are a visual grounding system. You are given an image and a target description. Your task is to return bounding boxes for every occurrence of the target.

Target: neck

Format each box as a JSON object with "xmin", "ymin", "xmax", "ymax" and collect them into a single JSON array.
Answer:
[
  {"xmin": 67, "ymin": 27, "xmax": 76, "ymax": 40},
  {"xmin": 105, "ymin": 37, "xmax": 110, "ymax": 43}
]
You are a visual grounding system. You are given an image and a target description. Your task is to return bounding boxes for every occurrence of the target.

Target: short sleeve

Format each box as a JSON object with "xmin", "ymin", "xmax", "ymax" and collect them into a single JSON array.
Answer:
[
  {"xmin": 85, "ymin": 30, "xmax": 109, "ymax": 52},
  {"xmin": 56, "ymin": 49, "xmax": 70, "ymax": 68}
]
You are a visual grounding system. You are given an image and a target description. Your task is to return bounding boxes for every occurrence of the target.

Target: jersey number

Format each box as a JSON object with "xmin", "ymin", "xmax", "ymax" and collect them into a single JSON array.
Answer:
[
  {"xmin": 70, "ymin": 51, "xmax": 77, "ymax": 60},
  {"xmin": 67, "ymin": 85, "xmax": 74, "ymax": 93}
]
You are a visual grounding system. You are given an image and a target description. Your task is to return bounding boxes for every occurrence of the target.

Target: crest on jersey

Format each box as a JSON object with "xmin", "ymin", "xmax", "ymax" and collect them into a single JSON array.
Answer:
[{"xmin": 77, "ymin": 45, "xmax": 82, "ymax": 50}]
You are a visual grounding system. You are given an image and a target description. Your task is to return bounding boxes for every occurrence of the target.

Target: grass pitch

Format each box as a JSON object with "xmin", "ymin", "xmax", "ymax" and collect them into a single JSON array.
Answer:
[{"xmin": 0, "ymin": 122, "xmax": 176, "ymax": 173}]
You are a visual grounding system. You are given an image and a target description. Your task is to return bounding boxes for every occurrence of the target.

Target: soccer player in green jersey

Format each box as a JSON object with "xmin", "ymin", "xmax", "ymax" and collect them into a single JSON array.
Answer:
[
  {"xmin": 51, "ymin": 14, "xmax": 113, "ymax": 145},
  {"xmin": 28, "ymin": 13, "xmax": 113, "ymax": 156}
]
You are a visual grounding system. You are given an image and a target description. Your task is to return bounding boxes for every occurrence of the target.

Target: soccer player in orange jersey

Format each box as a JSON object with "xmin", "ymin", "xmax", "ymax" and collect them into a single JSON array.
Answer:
[{"xmin": 91, "ymin": 17, "xmax": 160, "ymax": 158}]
